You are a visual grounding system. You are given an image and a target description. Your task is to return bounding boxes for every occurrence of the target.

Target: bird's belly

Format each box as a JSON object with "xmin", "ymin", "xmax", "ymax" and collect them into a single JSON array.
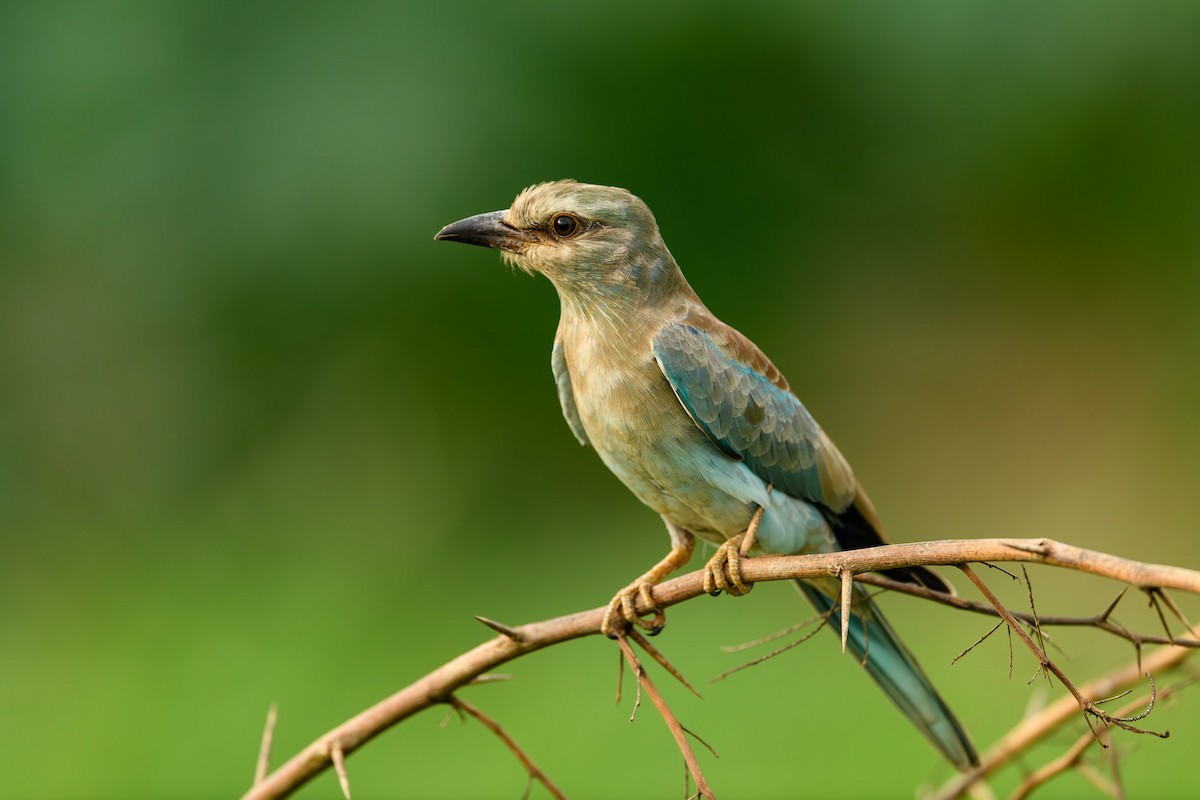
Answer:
[
  {"xmin": 596, "ymin": 429, "xmax": 835, "ymax": 556},
  {"xmin": 569, "ymin": 347, "xmax": 833, "ymax": 554},
  {"xmin": 597, "ymin": 430, "xmax": 757, "ymax": 544}
]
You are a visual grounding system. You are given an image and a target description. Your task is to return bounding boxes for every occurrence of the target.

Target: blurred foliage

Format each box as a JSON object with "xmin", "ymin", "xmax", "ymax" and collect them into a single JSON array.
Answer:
[{"xmin": 1, "ymin": 2, "xmax": 1198, "ymax": 798}]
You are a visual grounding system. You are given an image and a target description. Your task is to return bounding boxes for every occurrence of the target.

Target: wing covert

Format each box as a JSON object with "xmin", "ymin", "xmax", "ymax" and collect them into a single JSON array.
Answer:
[{"xmin": 652, "ymin": 323, "xmax": 855, "ymax": 511}]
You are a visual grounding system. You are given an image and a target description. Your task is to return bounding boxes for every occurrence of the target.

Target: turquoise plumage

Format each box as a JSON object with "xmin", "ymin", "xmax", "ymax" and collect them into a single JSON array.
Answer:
[{"xmin": 436, "ymin": 180, "xmax": 977, "ymax": 770}]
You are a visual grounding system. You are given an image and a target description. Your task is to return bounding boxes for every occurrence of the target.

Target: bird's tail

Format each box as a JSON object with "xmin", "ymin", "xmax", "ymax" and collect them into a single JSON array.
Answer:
[{"xmin": 796, "ymin": 580, "xmax": 979, "ymax": 771}]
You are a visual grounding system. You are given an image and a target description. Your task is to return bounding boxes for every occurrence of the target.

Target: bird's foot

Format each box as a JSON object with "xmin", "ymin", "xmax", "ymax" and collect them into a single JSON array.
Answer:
[
  {"xmin": 703, "ymin": 503, "xmax": 765, "ymax": 597},
  {"xmin": 601, "ymin": 579, "xmax": 666, "ymax": 638},
  {"xmin": 703, "ymin": 535, "xmax": 753, "ymax": 596},
  {"xmin": 599, "ymin": 526, "xmax": 695, "ymax": 639}
]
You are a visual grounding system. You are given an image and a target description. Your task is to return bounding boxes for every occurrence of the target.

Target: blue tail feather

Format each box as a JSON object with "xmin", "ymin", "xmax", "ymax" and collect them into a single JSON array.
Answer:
[{"xmin": 797, "ymin": 581, "xmax": 978, "ymax": 770}]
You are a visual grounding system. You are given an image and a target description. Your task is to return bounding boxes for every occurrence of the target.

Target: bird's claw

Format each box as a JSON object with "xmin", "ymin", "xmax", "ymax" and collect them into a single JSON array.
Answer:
[
  {"xmin": 602, "ymin": 579, "xmax": 666, "ymax": 638},
  {"xmin": 703, "ymin": 534, "xmax": 753, "ymax": 597}
]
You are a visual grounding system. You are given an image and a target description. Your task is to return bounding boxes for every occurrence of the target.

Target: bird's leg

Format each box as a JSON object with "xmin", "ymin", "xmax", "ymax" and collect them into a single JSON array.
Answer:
[
  {"xmin": 703, "ymin": 504, "xmax": 766, "ymax": 597},
  {"xmin": 601, "ymin": 521, "xmax": 695, "ymax": 639}
]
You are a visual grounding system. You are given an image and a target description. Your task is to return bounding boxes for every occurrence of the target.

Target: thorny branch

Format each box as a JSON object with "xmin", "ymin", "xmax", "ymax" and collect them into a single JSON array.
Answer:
[
  {"xmin": 241, "ymin": 538, "xmax": 1200, "ymax": 800},
  {"xmin": 1008, "ymin": 675, "xmax": 1199, "ymax": 800},
  {"xmin": 959, "ymin": 564, "xmax": 1169, "ymax": 737},
  {"xmin": 935, "ymin": 621, "xmax": 1200, "ymax": 800},
  {"xmin": 856, "ymin": 573, "xmax": 1200, "ymax": 650}
]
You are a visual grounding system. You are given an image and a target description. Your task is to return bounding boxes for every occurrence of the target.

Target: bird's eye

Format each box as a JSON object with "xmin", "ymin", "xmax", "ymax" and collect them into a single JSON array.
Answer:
[{"xmin": 551, "ymin": 214, "xmax": 579, "ymax": 238}]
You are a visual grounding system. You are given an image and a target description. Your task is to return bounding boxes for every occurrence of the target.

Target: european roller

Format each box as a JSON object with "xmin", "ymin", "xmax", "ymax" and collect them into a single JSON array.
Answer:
[{"xmin": 435, "ymin": 180, "xmax": 978, "ymax": 769}]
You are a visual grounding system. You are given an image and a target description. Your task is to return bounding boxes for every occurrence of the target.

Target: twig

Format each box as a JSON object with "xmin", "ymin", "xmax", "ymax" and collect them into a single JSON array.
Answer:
[
  {"xmin": 959, "ymin": 565, "xmax": 1166, "ymax": 738},
  {"xmin": 1075, "ymin": 760, "xmax": 1118, "ymax": 798},
  {"xmin": 719, "ymin": 609, "xmax": 831, "ymax": 652},
  {"xmin": 951, "ymin": 620, "xmax": 1005, "ymax": 666},
  {"xmin": 935, "ymin": 621, "xmax": 1200, "ymax": 800},
  {"xmin": 1009, "ymin": 690, "xmax": 1150, "ymax": 800},
  {"xmin": 448, "ymin": 696, "xmax": 567, "ymax": 800},
  {"xmin": 856, "ymin": 574, "xmax": 1200, "ymax": 649},
  {"xmin": 712, "ymin": 613, "xmax": 833, "ymax": 682},
  {"xmin": 627, "ymin": 630, "xmax": 702, "ymax": 698},
  {"xmin": 1021, "ymin": 567, "xmax": 1049, "ymax": 674},
  {"xmin": 616, "ymin": 635, "xmax": 715, "ymax": 799},
  {"xmin": 242, "ymin": 538, "xmax": 1200, "ymax": 800},
  {"xmin": 254, "ymin": 703, "xmax": 277, "ymax": 786}
]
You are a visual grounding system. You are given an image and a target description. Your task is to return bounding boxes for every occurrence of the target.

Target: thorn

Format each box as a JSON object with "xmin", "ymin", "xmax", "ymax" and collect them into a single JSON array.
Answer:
[
  {"xmin": 1145, "ymin": 589, "xmax": 1177, "ymax": 644},
  {"xmin": 253, "ymin": 702, "xmax": 278, "ymax": 786},
  {"xmin": 629, "ymin": 630, "xmax": 702, "ymax": 699},
  {"xmin": 840, "ymin": 568, "xmax": 853, "ymax": 654},
  {"xmin": 330, "ymin": 741, "xmax": 351, "ymax": 800},
  {"xmin": 1099, "ymin": 588, "xmax": 1128, "ymax": 622},
  {"xmin": 1001, "ymin": 538, "xmax": 1050, "ymax": 555},
  {"xmin": 467, "ymin": 673, "xmax": 513, "ymax": 685},
  {"xmin": 475, "ymin": 615, "xmax": 523, "ymax": 642},
  {"xmin": 1156, "ymin": 588, "xmax": 1194, "ymax": 630},
  {"xmin": 681, "ymin": 723, "xmax": 721, "ymax": 758},
  {"xmin": 982, "ymin": 561, "xmax": 1019, "ymax": 581}
]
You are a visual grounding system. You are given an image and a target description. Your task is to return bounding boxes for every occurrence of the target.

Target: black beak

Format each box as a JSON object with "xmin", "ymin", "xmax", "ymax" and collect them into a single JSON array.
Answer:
[{"xmin": 434, "ymin": 210, "xmax": 523, "ymax": 250}]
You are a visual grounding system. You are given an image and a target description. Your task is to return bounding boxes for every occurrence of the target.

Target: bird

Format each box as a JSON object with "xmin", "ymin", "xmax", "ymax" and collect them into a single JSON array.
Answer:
[{"xmin": 435, "ymin": 180, "xmax": 978, "ymax": 770}]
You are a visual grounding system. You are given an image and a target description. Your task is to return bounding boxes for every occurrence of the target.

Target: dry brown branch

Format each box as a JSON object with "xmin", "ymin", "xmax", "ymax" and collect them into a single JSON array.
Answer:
[
  {"xmin": 960, "ymin": 564, "xmax": 1168, "ymax": 737},
  {"xmin": 935, "ymin": 621, "xmax": 1200, "ymax": 800},
  {"xmin": 616, "ymin": 634, "xmax": 716, "ymax": 798},
  {"xmin": 1009, "ymin": 677, "xmax": 1194, "ymax": 800},
  {"xmin": 447, "ymin": 696, "xmax": 567, "ymax": 800},
  {"xmin": 856, "ymin": 574, "xmax": 1200, "ymax": 649},
  {"xmin": 241, "ymin": 538, "xmax": 1200, "ymax": 800}
]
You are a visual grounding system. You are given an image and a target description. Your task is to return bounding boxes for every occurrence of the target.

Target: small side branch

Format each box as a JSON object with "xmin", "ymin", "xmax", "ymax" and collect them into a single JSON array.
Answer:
[
  {"xmin": 447, "ymin": 696, "xmax": 567, "ymax": 800},
  {"xmin": 959, "ymin": 565, "xmax": 1167, "ymax": 738},
  {"xmin": 936, "ymin": 621, "xmax": 1200, "ymax": 800},
  {"xmin": 616, "ymin": 634, "xmax": 716, "ymax": 799},
  {"xmin": 856, "ymin": 574, "xmax": 1200, "ymax": 649}
]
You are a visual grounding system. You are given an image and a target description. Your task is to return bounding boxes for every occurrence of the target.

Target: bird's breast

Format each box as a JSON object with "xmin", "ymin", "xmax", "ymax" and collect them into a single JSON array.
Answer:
[{"xmin": 562, "ymin": 324, "xmax": 760, "ymax": 541}]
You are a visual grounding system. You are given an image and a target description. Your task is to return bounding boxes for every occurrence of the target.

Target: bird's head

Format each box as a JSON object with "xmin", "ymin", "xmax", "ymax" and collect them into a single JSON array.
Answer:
[{"xmin": 435, "ymin": 180, "xmax": 680, "ymax": 304}]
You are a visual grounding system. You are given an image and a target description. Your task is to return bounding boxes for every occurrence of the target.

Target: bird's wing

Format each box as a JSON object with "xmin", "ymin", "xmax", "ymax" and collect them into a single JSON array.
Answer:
[
  {"xmin": 552, "ymin": 327, "xmax": 590, "ymax": 446},
  {"xmin": 652, "ymin": 320, "xmax": 856, "ymax": 513},
  {"xmin": 653, "ymin": 319, "xmax": 954, "ymax": 593}
]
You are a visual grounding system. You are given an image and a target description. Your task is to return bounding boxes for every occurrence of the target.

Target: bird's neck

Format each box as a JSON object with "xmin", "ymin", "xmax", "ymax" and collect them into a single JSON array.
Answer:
[{"xmin": 552, "ymin": 249, "xmax": 696, "ymax": 329}]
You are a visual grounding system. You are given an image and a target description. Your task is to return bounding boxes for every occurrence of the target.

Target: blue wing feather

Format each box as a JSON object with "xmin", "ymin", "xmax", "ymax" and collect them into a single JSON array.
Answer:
[{"xmin": 652, "ymin": 323, "xmax": 854, "ymax": 512}]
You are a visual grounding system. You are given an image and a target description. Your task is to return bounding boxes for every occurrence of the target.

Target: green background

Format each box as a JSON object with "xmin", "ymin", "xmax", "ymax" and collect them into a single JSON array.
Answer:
[{"xmin": 2, "ymin": 2, "xmax": 1198, "ymax": 798}]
